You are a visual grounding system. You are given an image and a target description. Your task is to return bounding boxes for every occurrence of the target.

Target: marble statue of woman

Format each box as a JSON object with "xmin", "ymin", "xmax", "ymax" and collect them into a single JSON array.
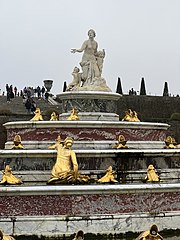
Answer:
[{"xmin": 71, "ymin": 29, "xmax": 111, "ymax": 92}]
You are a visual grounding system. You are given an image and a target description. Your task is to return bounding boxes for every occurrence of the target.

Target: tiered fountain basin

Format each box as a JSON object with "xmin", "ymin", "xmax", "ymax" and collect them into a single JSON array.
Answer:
[
  {"xmin": 2, "ymin": 117, "xmax": 180, "ymax": 237},
  {"xmin": 3, "ymin": 121, "xmax": 169, "ymax": 150},
  {"xmin": 56, "ymin": 91, "xmax": 120, "ymax": 115},
  {"xmin": 0, "ymin": 149, "xmax": 180, "ymax": 184},
  {"xmin": 0, "ymin": 183, "xmax": 180, "ymax": 237}
]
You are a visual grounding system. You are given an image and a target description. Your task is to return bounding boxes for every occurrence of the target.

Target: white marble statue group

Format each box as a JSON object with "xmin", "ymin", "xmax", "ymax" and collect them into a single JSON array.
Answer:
[{"xmin": 67, "ymin": 29, "xmax": 111, "ymax": 92}]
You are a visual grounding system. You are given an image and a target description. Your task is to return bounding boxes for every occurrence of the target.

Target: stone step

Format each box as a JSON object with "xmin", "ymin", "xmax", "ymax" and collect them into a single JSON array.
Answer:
[
  {"xmin": 1, "ymin": 169, "xmax": 179, "ymax": 186},
  {"xmin": 0, "ymin": 96, "xmax": 61, "ymax": 115}
]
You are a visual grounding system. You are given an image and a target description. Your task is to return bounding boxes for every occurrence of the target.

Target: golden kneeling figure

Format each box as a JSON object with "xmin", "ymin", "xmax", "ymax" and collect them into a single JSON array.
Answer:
[
  {"xmin": 97, "ymin": 166, "xmax": 118, "ymax": 183},
  {"xmin": 48, "ymin": 137, "xmax": 90, "ymax": 184},
  {"xmin": 136, "ymin": 224, "xmax": 163, "ymax": 240},
  {"xmin": 12, "ymin": 134, "xmax": 24, "ymax": 149},
  {"xmin": 50, "ymin": 111, "xmax": 58, "ymax": 121},
  {"xmin": 73, "ymin": 230, "xmax": 84, "ymax": 240},
  {"xmin": 67, "ymin": 107, "xmax": 79, "ymax": 121},
  {"xmin": 164, "ymin": 136, "xmax": 176, "ymax": 149},
  {"xmin": 0, "ymin": 230, "xmax": 15, "ymax": 240},
  {"xmin": 122, "ymin": 109, "xmax": 140, "ymax": 122},
  {"xmin": 0, "ymin": 165, "xmax": 23, "ymax": 185},
  {"xmin": 31, "ymin": 107, "xmax": 43, "ymax": 121},
  {"xmin": 112, "ymin": 135, "xmax": 128, "ymax": 149},
  {"xmin": 143, "ymin": 165, "xmax": 160, "ymax": 182}
]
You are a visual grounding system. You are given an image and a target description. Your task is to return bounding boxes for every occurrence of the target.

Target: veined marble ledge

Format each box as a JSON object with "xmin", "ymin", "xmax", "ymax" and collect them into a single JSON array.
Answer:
[
  {"xmin": 0, "ymin": 183, "xmax": 180, "ymax": 196},
  {"xmin": 0, "ymin": 148, "xmax": 180, "ymax": 158}
]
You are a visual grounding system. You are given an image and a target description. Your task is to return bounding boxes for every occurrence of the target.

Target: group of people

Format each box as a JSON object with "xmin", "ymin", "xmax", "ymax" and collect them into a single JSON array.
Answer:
[
  {"xmin": 22, "ymin": 86, "xmax": 49, "ymax": 113},
  {"xmin": 24, "ymin": 96, "xmax": 36, "ymax": 113},
  {"xmin": 3, "ymin": 84, "xmax": 49, "ymax": 107},
  {"xmin": 22, "ymin": 86, "xmax": 47, "ymax": 99},
  {"xmin": 5, "ymin": 84, "xmax": 18, "ymax": 102},
  {"xmin": 129, "ymin": 87, "xmax": 137, "ymax": 95}
]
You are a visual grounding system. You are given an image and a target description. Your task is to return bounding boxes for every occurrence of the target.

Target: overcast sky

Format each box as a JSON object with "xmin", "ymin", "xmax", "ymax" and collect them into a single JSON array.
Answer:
[{"xmin": 0, "ymin": 0, "xmax": 180, "ymax": 96}]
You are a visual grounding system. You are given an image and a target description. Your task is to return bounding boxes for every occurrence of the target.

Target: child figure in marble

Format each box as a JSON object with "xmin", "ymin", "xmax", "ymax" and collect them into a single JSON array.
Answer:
[{"xmin": 66, "ymin": 67, "xmax": 82, "ymax": 91}]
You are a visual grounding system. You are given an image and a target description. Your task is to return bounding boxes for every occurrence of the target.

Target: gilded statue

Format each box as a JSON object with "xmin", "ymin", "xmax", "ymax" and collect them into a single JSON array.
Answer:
[
  {"xmin": 11, "ymin": 134, "xmax": 24, "ymax": 149},
  {"xmin": 50, "ymin": 111, "xmax": 58, "ymax": 121},
  {"xmin": 122, "ymin": 109, "xmax": 140, "ymax": 122},
  {"xmin": 122, "ymin": 109, "xmax": 132, "ymax": 121},
  {"xmin": 48, "ymin": 135, "xmax": 62, "ymax": 149},
  {"xmin": 31, "ymin": 107, "xmax": 43, "ymax": 121},
  {"xmin": 112, "ymin": 135, "xmax": 128, "ymax": 149},
  {"xmin": 97, "ymin": 166, "xmax": 118, "ymax": 183},
  {"xmin": 0, "ymin": 165, "xmax": 23, "ymax": 185},
  {"xmin": 67, "ymin": 107, "xmax": 79, "ymax": 121},
  {"xmin": 0, "ymin": 230, "xmax": 15, "ymax": 240},
  {"xmin": 132, "ymin": 110, "xmax": 140, "ymax": 122},
  {"xmin": 136, "ymin": 224, "xmax": 163, "ymax": 240},
  {"xmin": 171, "ymin": 137, "xmax": 180, "ymax": 148},
  {"xmin": 175, "ymin": 143, "xmax": 180, "ymax": 148},
  {"xmin": 143, "ymin": 165, "xmax": 160, "ymax": 182},
  {"xmin": 48, "ymin": 137, "xmax": 90, "ymax": 184},
  {"xmin": 164, "ymin": 136, "xmax": 180, "ymax": 149},
  {"xmin": 172, "ymin": 137, "xmax": 180, "ymax": 148},
  {"xmin": 73, "ymin": 230, "xmax": 84, "ymax": 240}
]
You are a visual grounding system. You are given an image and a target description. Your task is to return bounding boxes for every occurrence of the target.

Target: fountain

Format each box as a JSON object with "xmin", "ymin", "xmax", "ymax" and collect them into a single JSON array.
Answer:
[{"xmin": 0, "ymin": 30, "xmax": 180, "ymax": 239}]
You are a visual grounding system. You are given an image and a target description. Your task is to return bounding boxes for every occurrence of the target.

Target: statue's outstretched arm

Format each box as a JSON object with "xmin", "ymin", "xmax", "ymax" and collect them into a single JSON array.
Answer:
[{"xmin": 71, "ymin": 41, "xmax": 87, "ymax": 53}]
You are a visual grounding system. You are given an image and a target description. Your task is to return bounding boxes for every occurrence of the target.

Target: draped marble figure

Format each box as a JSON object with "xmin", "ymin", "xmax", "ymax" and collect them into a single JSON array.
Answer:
[{"xmin": 70, "ymin": 29, "xmax": 111, "ymax": 92}]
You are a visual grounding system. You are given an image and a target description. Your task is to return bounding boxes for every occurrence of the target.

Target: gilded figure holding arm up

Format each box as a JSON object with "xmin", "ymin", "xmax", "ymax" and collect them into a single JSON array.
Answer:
[{"xmin": 48, "ymin": 137, "xmax": 90, "ymax": 184}]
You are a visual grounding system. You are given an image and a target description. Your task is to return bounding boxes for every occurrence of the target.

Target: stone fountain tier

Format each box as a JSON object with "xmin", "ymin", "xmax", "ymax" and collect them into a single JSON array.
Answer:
[
  {"xmin": 0, "ymin": 183, "xmax": 180, "ymax": 237},
  {"xmin": 56, "ymin": 91, "xmax": 121, "ymax": 120},
  {"xmin": 59, "ymin": 112, "xmax": 120, "ymax": 121},
  {"xmin": 0, "ymin": 149, "xmax": 180, "ymax": 184},
  {"xmin": 3, "ymin": 121, "xmax": 169, "ymax": 149}
]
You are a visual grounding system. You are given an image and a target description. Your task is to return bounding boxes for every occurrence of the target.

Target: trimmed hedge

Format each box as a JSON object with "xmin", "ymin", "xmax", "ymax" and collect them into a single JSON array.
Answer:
[
  {"xmin": 0, "ymin": 109, "xmax": 13, "ymax": 116},
  {"xmin": 170, "ymin": 112, "xmax": 180, "ymax": 121}
]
